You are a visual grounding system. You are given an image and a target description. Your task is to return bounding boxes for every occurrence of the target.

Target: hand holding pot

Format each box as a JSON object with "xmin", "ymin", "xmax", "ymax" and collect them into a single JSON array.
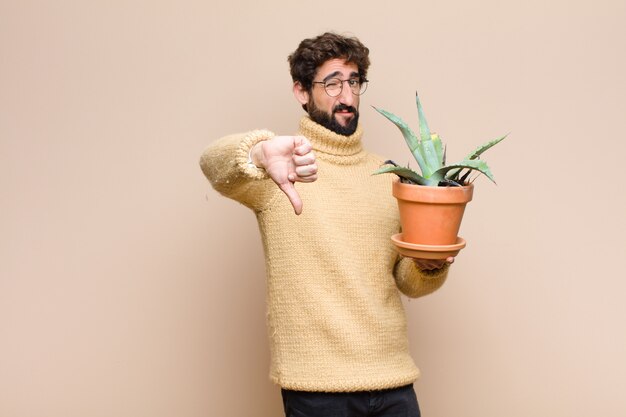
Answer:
[
  {"xmin": 250, "ymin": 136, "xmax": 317, "ymax": 215},
  {"xmin": 413, "ymin": 256, "xmax": 455, "ymax": 271}
]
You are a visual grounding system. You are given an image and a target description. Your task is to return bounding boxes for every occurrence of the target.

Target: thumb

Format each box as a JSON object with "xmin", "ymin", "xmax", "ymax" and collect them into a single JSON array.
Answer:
[{"xmin": 277, "ymin": 180, "xmax": 303, "ymax": 215}]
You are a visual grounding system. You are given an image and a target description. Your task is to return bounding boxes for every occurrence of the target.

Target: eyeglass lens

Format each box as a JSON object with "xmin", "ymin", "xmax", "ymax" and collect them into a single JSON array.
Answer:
[{"xmin": 324, "ymin": 78, "xmax": 367, "ymax": 97}]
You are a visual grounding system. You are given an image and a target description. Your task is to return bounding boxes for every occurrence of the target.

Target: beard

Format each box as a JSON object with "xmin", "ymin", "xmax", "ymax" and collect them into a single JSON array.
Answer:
[{"xmin": 307, "ymin": 100, "xmax": 359, "ymax": 136}]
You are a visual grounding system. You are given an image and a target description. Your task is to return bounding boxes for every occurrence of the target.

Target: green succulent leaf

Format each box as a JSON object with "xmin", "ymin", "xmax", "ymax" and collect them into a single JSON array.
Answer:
[
  {"xmin": 372, "ymin": 106, "xmax": 428, "ymax": 174},
  {"xmin": 432, "ymin": 133, "xmax": 444, "ymax": 166},
  {"xmin": 415, "ymin": 93, "xmax": 431, "ymax": 143},
  {"xmin": 464, "ymin": 134, "xmax": 509, "ymax": 160},
  {"xmin": 438, "ymin": 159, "xmax": 497, "ymax": 183},
  {"xmin": 420, "ymin": 138, "xmax": 442, "ymax": 176},
  {"xmin": 372, "ymin": 164, "xmax": 435, "ymax": 186}
]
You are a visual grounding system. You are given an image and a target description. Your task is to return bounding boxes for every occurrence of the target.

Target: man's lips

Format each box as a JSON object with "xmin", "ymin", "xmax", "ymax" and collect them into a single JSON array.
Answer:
[
  {"xmin": 335, "ymin": 111, "xmax": 354, "ymax": 121},
  {"xmin": 334, "ymin": 106, "xmax": 356, "ymax": 115}
]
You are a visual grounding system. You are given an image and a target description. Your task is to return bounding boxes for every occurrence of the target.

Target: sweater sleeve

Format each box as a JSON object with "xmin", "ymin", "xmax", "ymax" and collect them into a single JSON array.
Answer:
[
  {"xmin": 199, "ymin": 129, "xmax": 280, "ymax": 212},
  {"xmin": 393, "ymin": 257, "xmax": 449, "ymax": 298}
]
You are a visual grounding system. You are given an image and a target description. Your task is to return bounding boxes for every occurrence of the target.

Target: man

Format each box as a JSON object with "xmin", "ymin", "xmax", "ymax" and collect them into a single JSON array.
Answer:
[{"xmin": 200, "ymin": 32, "xmax": 453, "ymax": 417}]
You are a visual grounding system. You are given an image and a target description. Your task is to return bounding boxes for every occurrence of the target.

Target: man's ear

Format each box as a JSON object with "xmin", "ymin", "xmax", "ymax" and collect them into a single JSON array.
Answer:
[{"xmin": 293, "ymin": 82, "xmax": 309, "ymax": 106}]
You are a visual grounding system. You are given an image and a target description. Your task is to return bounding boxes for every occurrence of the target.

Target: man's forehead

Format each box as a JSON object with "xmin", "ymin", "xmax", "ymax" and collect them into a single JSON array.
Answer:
[{"xmin": 316, "ymin": 59, "xmax": 359, "ymax": 78}]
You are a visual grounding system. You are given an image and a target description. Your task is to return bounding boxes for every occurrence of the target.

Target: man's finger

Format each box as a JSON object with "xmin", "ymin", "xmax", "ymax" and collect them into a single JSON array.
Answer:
[
  {"xmin": 293, "ymin": 136, "xmax": 312, "ymax": 155},
  {"xmin": 413, "ymin": 258, "xmax": 447, "ymax": 270},
  {"xmin": 295, "ymin": 164, "xmax": 318, "ymax": 178},
  {"xmin": 293, "ymin": 153, "xmax": 316, "ymax": 166},
  {"xmin": 278, "ymin": 181, "xmax": 303, "ymax": 215}
]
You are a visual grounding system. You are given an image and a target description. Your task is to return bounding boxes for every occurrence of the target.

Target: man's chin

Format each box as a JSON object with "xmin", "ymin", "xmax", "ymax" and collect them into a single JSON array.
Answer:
[
  {"xmin": 332, "ymin": 113, "xmax": 358, "ymax": 135},
  {"xmin": 335, "ymin": 113, "xmax": 355, "ymax": 126}
]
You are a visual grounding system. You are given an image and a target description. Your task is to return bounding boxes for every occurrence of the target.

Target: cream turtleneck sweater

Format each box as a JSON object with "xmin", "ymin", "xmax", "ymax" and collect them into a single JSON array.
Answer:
[{"xmin": 200, "ymin": 116, "xmax": 449, "ymax": 392}]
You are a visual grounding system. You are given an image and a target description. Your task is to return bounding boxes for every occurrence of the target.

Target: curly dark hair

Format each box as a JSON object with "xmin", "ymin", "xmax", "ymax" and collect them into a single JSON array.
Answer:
[{"xmin": 287, "ymin": 32, "xmax": 370, "ymax": 92}]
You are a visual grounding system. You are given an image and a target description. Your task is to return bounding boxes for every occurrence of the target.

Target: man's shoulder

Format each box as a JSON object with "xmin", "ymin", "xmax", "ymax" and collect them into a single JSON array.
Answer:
[{"xmin": 361, "ymin": 149, "xmax": 387, "ymax": 166}]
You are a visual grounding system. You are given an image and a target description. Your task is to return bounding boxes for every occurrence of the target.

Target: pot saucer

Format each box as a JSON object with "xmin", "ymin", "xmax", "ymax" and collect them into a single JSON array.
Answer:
[{"xmin": 391, "ymin": 234, "xmax": 466, "ymax": 260}]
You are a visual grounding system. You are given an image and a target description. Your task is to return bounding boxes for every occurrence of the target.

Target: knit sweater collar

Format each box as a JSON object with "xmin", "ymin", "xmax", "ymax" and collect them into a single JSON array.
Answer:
[{"xmin": 298, "ymin": 116, "xmax": 365, "ymax": 162}]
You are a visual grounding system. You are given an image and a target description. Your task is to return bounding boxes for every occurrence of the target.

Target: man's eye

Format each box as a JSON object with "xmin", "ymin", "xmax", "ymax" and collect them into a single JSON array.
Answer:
[
  {"xmin": 325, "ymin": 80, "xmax": 341, "ymax": 88},
  {"xmin": 348, "ymin": 79, "xmax": 359, "ymax": 86}
]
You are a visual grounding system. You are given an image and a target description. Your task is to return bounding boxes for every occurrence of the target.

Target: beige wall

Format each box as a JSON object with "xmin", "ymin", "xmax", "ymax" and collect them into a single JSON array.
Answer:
[{"xmin": 1, "ymin": 1, "xmax": 625, "ymax": 416}]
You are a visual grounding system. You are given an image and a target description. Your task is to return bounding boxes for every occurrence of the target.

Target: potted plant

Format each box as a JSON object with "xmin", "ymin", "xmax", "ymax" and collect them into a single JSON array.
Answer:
[{"xmin": 373, "ymin": 93, "xmax": 507, "ymax": 259}]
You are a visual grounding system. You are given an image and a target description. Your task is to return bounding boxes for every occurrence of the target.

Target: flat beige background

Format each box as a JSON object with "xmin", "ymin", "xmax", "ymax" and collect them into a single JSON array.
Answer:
[{"xmin": 2, "ymin": 1, "xmax": 625, "ymax": 416}]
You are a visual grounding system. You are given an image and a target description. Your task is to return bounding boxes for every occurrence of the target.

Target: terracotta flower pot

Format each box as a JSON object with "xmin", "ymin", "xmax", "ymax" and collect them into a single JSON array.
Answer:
[{"xmin": 392, "ymin": 179, "xmax": 474, "ymax": 246}]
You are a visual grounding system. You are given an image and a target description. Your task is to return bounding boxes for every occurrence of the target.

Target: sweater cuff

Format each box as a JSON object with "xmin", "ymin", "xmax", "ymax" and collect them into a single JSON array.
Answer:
[
  {"xmin": 239, "ymin": 129, "xmax": 274, "ymax": 180},
  {"xmin": 394, "ymin": 257, "xmax": 449, "ymax": 298}
]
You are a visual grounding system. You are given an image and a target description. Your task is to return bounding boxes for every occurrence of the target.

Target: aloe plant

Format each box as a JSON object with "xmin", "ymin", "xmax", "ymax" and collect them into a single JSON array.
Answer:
[{"xmin": 373, "ymin": 93, "xmax": 507, "ymax": 187}]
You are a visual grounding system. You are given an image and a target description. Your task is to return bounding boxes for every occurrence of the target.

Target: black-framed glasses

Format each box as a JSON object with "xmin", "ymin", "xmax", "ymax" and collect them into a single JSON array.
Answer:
[{"xmin": 312, "ymin": 78, "xmax": 369, "ymax": 97}]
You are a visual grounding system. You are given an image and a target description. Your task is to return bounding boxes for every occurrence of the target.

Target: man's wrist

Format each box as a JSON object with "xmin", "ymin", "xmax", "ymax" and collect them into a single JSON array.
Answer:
[{"xmin": 248, "ymin": 141, "xmax": 265, "ymax": 170}]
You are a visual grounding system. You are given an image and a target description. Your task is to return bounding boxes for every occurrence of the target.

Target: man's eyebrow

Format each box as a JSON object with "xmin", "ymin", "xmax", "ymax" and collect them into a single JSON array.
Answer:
[
  {"xmin": 322, "ymin": 71, "xmax": 361, "ymax": 82},
  {"xmin": 322, "ymin": 71, "xmax": 342, "ymax": 82}
]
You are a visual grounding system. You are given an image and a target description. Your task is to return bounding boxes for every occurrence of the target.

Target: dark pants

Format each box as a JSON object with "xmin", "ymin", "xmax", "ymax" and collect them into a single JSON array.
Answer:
[{"xmin": 281, "ymin": 384, "xmax": 421, "ymax": 417}]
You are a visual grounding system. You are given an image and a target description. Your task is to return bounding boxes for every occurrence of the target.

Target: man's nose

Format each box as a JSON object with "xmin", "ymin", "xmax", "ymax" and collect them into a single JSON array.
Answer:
[{"xmin": 337, "ymin": 81, "xmax": 355, "ymax": 106}]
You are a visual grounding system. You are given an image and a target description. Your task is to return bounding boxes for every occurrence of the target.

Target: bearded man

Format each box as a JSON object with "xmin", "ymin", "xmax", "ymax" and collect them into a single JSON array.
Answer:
[{"xmin": 200, "ymin": 32, "xmax": 453, "ymax": 417}]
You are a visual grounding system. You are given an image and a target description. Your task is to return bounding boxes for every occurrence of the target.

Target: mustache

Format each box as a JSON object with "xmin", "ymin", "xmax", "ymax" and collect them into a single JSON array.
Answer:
[{"xmin": 333, "ymin": 104, "xmax": 357, "ymax": 114}]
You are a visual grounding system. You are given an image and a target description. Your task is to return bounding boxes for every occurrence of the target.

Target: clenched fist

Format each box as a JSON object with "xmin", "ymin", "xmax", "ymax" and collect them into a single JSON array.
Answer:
[{"xmin": 250, "ymin": 136, "xmax": 317, "ymax": 215}]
